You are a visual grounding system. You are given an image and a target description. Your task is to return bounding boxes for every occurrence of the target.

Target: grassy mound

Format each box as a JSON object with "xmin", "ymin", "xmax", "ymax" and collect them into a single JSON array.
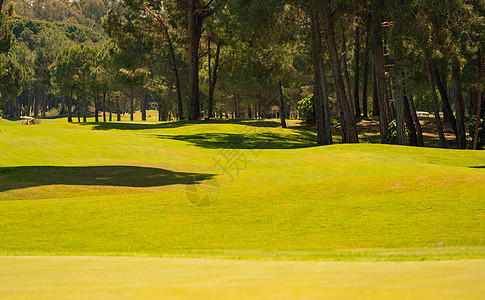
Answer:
[{"xmin": 0, "ymin": 117, "xmax": 484, "ymax": 260}]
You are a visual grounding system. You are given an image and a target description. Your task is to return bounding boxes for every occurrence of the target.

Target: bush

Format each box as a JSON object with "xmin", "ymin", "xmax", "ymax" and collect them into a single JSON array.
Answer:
[
  {"xmin": 467, "ymin": 115, "xmax": 485, "ymax": 150},
  {"xmin": 297, "ymin": 94, "xmax": 314, "ymax": 123},
  {"xmin": 386, "ymin": 119, "xmax": 409, "ymax": 144}
]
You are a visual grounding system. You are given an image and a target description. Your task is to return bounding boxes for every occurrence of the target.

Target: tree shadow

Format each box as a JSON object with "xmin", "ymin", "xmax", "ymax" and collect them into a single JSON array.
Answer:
[
  {"xmin": 0, "ymin": 166, "xmax": 214, "ymax": 194},
  {"xmin": 157, "ymin": 131, "xmax": 317, "ymax": 149},
  {"xmin": 83, "ymin": 119, "xmax": 282, "ymax": 131},
  {"xmin": 81, "ymin": 121, "xmax": 190, "ymax": 131},
  {"xmin": 470, "ymin": 166, "xmax": 485, "ymax": 169}
]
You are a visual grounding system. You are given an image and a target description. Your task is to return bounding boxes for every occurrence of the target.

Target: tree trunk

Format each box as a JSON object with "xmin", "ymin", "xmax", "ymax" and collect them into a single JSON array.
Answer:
[
  {"xmin": 82, "ymin": 82, "xmax": 87, "ymax": 122},
  {"xmin": 403, "ymin": 68, "xmax": 424, "ymax": 147},
  {"xmin": 452, "ymin": 58, "xmax": 467, "ymax": 149},
  {"xmin": 76, "ymin": 94, "xmax": 81, "ymax": 122},
  {"xmin": 94, "ymin": 93, "xmax": 99, "ymax": 123},
  {"xmin": 438, "ymin": 61, "xmax": 449, "ymax": 122},
  {"xmin": 33, "ymin": 87, "xmax": 39, "ymax": 118},
  {"xmin": 322, "ymin": 0, "xmax": 358, "ymax": 143},
  {"xmin": 433, "ymin": 66, "xmax": 457, "ymax": 136},
  {"xmin": 473, "ymin": 47, "xmax": 484, "ymax": 150},
  {"xmin": 140, "ymin": 88, "xmax": 146, "ymax": 121},
  {"xmin": 341, "ymin": 32, "xmax": 354, "ymax": 117},
  {"xmin": 403, "ymin": 95, "xmax": 417, "ymax": 146},
  {"xmin": 167, "ymin": 75, "xmax": 173, "ymax": 121},
  {"xmin": 116, "ymin": 95, "xmax": 121, "ymax": 121},
  {"xmin": 208, "ymin": 39, "xmax": 221, "ymax": 119},
  {"xmin": 468, "ymin": 55, "xmax": 480, "ymax": 116},
  {"xmin": 158, "ymin": 95, "xmax": 163, "ymax": 121},
  {"xmin": 371, "ymin": 0, "xmax": 389, "ymax": 143},
  {"xmin": 188, "ymin": 0, "xmax": 201, "ymax": 120},
  {"xmin": 309, "ymin": 0, "xmax": 332, "ymax": 145},
  {"xmin": 159, "ymin": 20, "xmax": 183, "ymax": 121},
  {"xmin": 362, "ymin": 35, "xmax": 370, "ymax": 118},
  {"xmin": 425, "ymin": 53, "xmax": 447, "ymax": 148},
  {"xmin": 103, "ymin": 93, "xmax": 106, "ymax": 122},
  {"xmin": 109, "ymin": 95, "xmax": 112, "ymax": 122},
  {"xmin": 353, "ymin": 25, "xmax": 361, "ymax": 118},
  {"xmin": 130, "ymin": 89, "xmax": 134, "ymax": 121},
  {"xmin": 278, "ymin": 80, "xmax": 287, "ymax": 128},
  {"xmin": 67, "ymin": 94, "xmax": 73, "ymax": 123},
  {"xmin": 394, "ymin": 65, "xmax": 407, "ymax": 145}
]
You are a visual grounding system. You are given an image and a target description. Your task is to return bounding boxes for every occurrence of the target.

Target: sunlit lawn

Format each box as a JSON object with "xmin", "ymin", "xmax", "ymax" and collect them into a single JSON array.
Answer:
[{"xmin": 0, "ymin": 115, "xmax": 484, "ymax": 298}]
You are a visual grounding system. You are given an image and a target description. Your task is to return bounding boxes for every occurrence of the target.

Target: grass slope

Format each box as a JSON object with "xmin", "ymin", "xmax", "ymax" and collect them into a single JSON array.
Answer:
[{"xmin": 0, "ymin": 117, "xmax": 484, "ymax": 260}]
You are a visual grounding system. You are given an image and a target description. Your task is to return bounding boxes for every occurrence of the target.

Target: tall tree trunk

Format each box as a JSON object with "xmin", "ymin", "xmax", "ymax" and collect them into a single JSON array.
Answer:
[
  {"xmin": 67, "ymin": 94, "xmax": 73, "ymax": 123},
  {"xmin": 103, "ymin": 93, "xmax": 106, "ymax": 122},
  {"xmin": 208, "ymin": 39, "xmax": 221, "ymax": 119},
  {"xmin": 403, "ymin": 68, "xmax": 424, "ymax": 147},
  {"xmin": 362, "ymin": 35, "xmax": 370, "ymax": 118},
  {"xmin": 33, "ymin": 87, "xmax": 39, "ymax": 118},
  {"xmin": 167, "ymin": 75, "xmax": 173, "ymax": 121},
  {"xmin": 341, "ymin": 33, "xmax": 354, "ymax": 117},
  {"xmin": 109, "ymin": 95, "xmax": 112, "ymax": 122},
  {"xmin": 188, "ymin": 0, "xmax": 201, "ymax": 120},
  {"xmin": 130, "ymin": 89, "xmax": 134, "ymax": 121},
  {"xmin": 394, "ymin": 65, "xmax": 407, "ymax": 145},
  {"xmin": 438, "ymin": 60, "xmax": 449, "ymax": 122},
  {"xmin": 82, "ymin": 83, "xmax": 87, "ymax": 122},
  {"xmin": 354, "ymin": 25, "xmax": 361, "ymax": 118},
  {"xmin": 278, "ymin": 80, "xmax": 287, "ymax": 128},
  {"xmin": 452, "ymin": 58, "xmax": 467, "ymax": 149},
  {"xmin": 116, "ymin": 95, "xmax": 121, "ymax": 121},
  {"xmin": 140, "ymin": 88, "xmax": 146, "ymax": 121},
  {"xmin": 468, "ymin": 55, "xmax": 480, "ymax": 116},
  {"xmin": 433, "ymin": 66, "xmax": 457, "ymax": 136},
  {"xmin": 322, "ymin": 0, "xmax": 358, "ymax": 143},
  {"xmin": 473, "ymin": 47, "xmax": 484, "ymax": 150},
  {"xmin": 425, "ymin": 53, "xmax": 447, "ymax": 148},
  {"xmin": 371, "ymin": 0, "xmax": 390, "ymax": 143},
  {"xmin": 372, "ymin": 59, "xmax": 379, "ymax": 116},
  {"xmin": 94, "ymin": 93, "xmax": 99, "ymax": 123},
  {"xmin": 403, "ymin": 95, "xmax": 417, "ymax": 146},
  {"xmin": 309, "ymin": 0, "xmax": 332, "ymax": 145}
]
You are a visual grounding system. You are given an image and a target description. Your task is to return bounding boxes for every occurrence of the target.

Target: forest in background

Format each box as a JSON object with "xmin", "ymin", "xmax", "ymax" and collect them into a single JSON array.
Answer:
[{"xmin": 0, "ymin": 0, "xmax": 484, "ymax": 149}]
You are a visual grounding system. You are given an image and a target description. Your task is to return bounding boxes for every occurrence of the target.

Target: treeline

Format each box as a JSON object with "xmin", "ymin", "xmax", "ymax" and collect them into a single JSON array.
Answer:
[{"xmin": 1, "ymin": 0, "xmax": 484, "ymax": 149}]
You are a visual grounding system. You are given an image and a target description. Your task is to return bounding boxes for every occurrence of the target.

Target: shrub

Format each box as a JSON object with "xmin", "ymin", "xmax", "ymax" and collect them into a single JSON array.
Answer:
[
  {"xmin": 386, "ymin": 119, "xmax": 409, "ymax": 144},
  {"xmin": 297, "ymin": 94, "xmax": 314, "ymax": 123}
]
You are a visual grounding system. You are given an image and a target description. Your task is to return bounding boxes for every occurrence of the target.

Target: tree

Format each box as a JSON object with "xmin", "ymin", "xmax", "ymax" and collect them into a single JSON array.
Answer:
[
  {"xmin": 370, "ymin": 0, "xmax": 390, "ymax": 143},
  {"xmin": 321, "ymin": 0, "xmax": 358, "ymax": 143}
]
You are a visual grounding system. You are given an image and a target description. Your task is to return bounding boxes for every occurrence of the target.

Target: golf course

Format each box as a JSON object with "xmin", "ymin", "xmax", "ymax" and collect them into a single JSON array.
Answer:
[{"xmin": 0, "ymin": 116, "xmax": 484, "ymax": 298}]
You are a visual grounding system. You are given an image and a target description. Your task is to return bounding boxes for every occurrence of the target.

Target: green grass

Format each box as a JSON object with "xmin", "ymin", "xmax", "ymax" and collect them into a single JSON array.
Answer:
[
  {"xmin": 1, "ymin": 116, "xmax": 485, "ymax": 298},
  {"xmin": 0, "ymin": 116, "xmax": 484, "ymax": 259},
  {"xmin": 1, "ymin": 256, "xmax": 484, "ymax": 299}
]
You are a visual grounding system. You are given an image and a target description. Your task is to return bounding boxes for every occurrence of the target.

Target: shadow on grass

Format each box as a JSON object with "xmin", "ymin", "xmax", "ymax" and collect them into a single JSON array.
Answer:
[
  {"xmin": 0, "ymin": 166, "xmax": 214, "ymax": 194},
  {"xmin": 470, "ymin": 166, "xmax": 485, "ymax": 168},
  {"xmin": 80, "ymin": 121, "xmax": 189, "ymax": 131},
  {"xmin": 82, "ymin": 119, "xmax": 282, "ymax": 131},
  {"xmin": 157, "ymin": 131, "xmax": 317, "ymax": 149}
]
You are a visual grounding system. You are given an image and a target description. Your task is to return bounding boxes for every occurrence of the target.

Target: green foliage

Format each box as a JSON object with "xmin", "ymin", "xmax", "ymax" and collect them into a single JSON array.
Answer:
[
  {"xmin": 0, "ymin": 11, "xmax": 15, "ymax": 54},
  {"xmin": 11, "ymin": 16, "xmax": 106, "ymax": 47},
  {"xmin": 0, "ymin": 55, "xmax": 23, "ymax": 104},
  {"xmin": 467, "ymin": 115, "xmax": 485, "ymax": 150},
  {"xmin": 297, "ymin": 94, "xmax": 314, "ymax": 122},
  {"xmin": 386, "ymin": 119, "xmax": 409, "ymax": 145}
]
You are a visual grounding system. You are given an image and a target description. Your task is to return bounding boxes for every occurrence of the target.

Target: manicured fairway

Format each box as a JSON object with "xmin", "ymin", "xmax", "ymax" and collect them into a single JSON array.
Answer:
[
  {"xmin": 1, "ymin": 256, "xmax": 484, "ymax": 299},
  {"xmin": 0, "ymin": 117, "xmax": 484, "ymax": 259},
  {"xmin": 0, "ymin": 117, "xmax": 484, "ymax": 297}
]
